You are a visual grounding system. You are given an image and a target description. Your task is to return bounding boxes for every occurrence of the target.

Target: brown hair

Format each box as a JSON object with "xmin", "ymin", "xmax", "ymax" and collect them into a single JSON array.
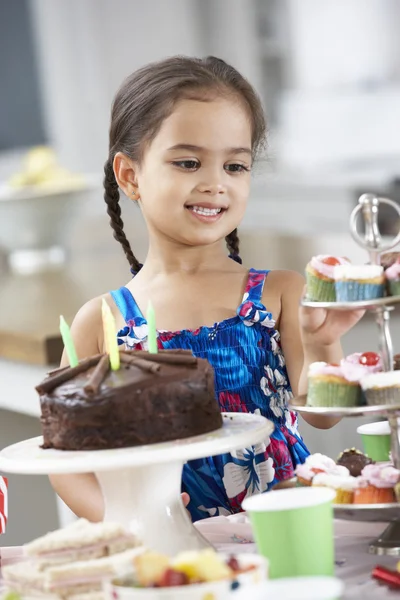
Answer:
[{"xmin": 104, "ymin": 55, "xmax": 266, "ymax": 272}]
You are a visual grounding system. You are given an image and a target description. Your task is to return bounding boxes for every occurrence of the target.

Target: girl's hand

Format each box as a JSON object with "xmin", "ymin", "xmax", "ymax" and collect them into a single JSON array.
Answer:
[
  {"xmin": 300, "ymin": 293, "xmax": 365, "ymax": 348},
  {"xmin": 181, "ymin": 492, "xmax": 190, "ymax": 507}
]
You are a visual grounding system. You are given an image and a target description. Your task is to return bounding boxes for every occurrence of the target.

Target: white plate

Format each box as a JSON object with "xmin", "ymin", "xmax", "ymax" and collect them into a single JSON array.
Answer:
[
  {"xmin": 0, "ymin": 413, "xmax": 274, "ymax": 474},
  {"xmin": 302, "ymin": 295, "xmax": 400, "ymax": 310}
]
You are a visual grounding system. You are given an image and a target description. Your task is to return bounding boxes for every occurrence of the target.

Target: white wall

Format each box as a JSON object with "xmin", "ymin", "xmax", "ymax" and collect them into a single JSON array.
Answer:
[
  {"xmin": 28, "ymin": 0, "xmax": 204, "ymax": 173},
  {"xmin": 286, "ymin": 0, "xmax": 400, "ymax": 90}
]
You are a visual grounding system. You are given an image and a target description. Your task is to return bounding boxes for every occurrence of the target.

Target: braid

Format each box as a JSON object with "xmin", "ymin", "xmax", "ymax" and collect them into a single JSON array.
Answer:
[
  {"xmin": 103, "ymin": 160, "xmax": 142, "ymax": 272},
  {"xmin": 225, "ymin": 229, "xmax": 242, "ymax": 264}
]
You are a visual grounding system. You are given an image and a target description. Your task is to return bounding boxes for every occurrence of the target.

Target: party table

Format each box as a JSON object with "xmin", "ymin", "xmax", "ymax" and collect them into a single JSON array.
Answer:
[{"xmin": 0, "ymin": 518, "xmax": 398, "ymax": 598}]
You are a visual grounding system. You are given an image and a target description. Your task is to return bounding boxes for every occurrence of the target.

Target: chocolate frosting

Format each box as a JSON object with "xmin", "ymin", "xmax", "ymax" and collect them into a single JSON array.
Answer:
[
  {"xmin": 39, "ymin": 350, "xmax": 222, "ymax": 450},
  {"xmin": 380, "ymin": 252, "xmax": 400, "ymax": 270},
  {"xmin": 336, "ymin": 448, "xmax": 374, "ymax": 477}
]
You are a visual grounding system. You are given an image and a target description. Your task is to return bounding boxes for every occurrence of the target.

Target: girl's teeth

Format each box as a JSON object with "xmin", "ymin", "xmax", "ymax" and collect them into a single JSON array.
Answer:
[{"xmin": 191, "ymin": 206, "xmax": 222, "ymax": 216}]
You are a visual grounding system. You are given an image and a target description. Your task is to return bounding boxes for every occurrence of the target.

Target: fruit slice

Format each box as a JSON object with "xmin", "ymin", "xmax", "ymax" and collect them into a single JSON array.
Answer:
[
  {"xmin": 134, "ymin": 551, "xmax": 170, "ymax": 586},
  {"xmin": 321, "ymin": 256, "xmax": 341, "ymax": 266}
]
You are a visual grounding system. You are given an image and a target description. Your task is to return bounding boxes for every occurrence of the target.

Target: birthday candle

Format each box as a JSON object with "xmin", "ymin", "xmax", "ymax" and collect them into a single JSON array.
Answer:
[
  {"xmin": 59, "ymin": 316, "xmax": 79, "ymax": 368},
  {"xmin": 146, "ymin": 301, "xmax": 158, "ymax": 354},
  {"xmin": 101, "ymin": 299, "xmax": 120, "ymax": 371}
]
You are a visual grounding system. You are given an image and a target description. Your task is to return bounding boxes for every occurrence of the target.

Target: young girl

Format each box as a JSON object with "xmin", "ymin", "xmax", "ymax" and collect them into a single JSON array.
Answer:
[{"xmin": 51, "ymin": 56, "xmax": 363, "ymax": 522}]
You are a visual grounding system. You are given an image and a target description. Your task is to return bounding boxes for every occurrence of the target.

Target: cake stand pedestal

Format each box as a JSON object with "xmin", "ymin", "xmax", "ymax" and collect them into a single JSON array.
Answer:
[{"xmin": 0, "ymin": 413, "xmax": 273, "ymax": 555}]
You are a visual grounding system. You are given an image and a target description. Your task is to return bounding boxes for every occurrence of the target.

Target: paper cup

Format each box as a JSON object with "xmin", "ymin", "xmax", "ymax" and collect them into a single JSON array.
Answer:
[
  {"xmin": 357, "ymin": 421, "xmax": 392, "ymax": 461},
  {"xmin": 107, "ymin": 553, "xmax": 268, "ymax": 600},
  {"xmin": 233, "ymin": 576, "xmax": 344, "ymax": 600},
  {"xmin": 242, "ymin": 488, "xmax": 335, "ymax": 579}
]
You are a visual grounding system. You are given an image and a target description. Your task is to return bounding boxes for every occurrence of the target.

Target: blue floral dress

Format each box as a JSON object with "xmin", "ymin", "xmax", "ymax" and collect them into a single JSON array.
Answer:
[{"xmin": 111, "ymin": 269, "xmax": 309, "ymax": 521}]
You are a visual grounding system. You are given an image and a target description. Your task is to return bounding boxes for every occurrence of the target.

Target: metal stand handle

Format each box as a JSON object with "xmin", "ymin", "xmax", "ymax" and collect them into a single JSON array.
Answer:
[{"xmin": 351, "ymin": 194, "xmax": 400, "ymax": 469}]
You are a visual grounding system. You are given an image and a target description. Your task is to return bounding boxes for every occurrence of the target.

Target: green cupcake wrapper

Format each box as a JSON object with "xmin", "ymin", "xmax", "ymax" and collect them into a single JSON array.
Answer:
[
  {"xmin": 305, "ymin": 271, "xmax": 336, "ymax": 302},
  {"xmin": 364, "ymin": 386, "xmax": 400, "ymax": 406},
  {"xmin": 307, "ymin": 379, "xmax": 361, "ymax": 407},
  {"xmin": 388, "ymin": 280, "xmax": 400, "ymax": 297}
]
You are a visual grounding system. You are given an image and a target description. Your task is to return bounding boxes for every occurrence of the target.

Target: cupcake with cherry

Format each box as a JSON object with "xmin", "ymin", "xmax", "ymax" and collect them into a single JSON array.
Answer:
[
  {"xmin": 305, "ymin": 255, "xmax": 350, "ymax": 302},
  {"xmin": 305, "ymin": 255, "xmax": 386, "ymax": 303},
  {"xmin": 307, "ymin": 351, "xmax": 382, "ymax": 408}
]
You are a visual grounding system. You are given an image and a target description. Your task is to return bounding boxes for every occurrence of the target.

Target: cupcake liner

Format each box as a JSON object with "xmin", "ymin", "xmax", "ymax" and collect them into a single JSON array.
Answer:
[
  {"xmin": 335, "ymin": 281, "xmax": 384, "ymax": 302},
  {"xmin": 388, "ymin": 280, "xmax": 400, "ymax": 297},
  {"xmin": 364, "ymin": 386, "xmax": 400, "ymax": 406},
  {"xmin": 354, "ymin": 485, "xmax": 395, "ymax": 504},
  {"xmin": 334, "ymin": 489, "xmax": 354, "ymax": 505},
  {"xmin": 305, "ymin": 271, "xmax": 336, "ymax": 302},
  {"xmin": 297, "ymin": 476, "xmax": 312, "ymax": 487},
  {"xmin": 307, "ymin": 379, "xmax": 361, "ymax": 407}
]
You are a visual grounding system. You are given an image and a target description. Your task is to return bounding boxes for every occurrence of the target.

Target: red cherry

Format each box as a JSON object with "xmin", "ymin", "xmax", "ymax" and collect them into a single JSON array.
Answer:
[
  {"xmin": 227, "ymin": 557, "xmax": 240, "ymax": 572},
  {"xmin": 159, "ymin": 569, "xmax": 189, "ymax": 587},
  {"xmin": 359, "ymin": 352, "xmax": 380, "ymax": 366},
  {"xmin": 321, "ymin": 256, "xmax": 341, "ymax": 266}
]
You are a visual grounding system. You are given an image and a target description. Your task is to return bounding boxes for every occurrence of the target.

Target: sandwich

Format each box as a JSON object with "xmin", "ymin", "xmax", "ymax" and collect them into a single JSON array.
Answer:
[{"xmin": 25, "ymin": 519, "xmax": 138, "ymax": 569}]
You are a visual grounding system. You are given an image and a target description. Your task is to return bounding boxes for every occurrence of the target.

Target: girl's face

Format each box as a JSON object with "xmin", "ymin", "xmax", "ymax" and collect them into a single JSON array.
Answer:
[{"xmin": 134, "ymin": 96, "xmax": 253, "ymax": 250}]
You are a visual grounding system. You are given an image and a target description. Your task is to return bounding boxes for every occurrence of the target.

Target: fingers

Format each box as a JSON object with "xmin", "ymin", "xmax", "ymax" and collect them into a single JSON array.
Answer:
[{"xmin": 181, "ymin": 492, "xmax": 190, "ymax": 507}]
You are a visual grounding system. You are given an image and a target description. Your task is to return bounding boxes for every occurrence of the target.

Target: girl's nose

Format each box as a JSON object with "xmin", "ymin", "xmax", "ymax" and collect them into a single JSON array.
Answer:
[{"xmin": 197, "ymin": 182, "xmax": 226, "ymax": 195}]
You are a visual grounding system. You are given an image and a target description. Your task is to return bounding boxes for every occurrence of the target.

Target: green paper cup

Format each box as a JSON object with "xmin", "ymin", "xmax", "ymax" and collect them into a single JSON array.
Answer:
[
  {"xmin": 242, "ymin": 488, "xmax": 335, "ymax": 580},
  {"xmin": 357, "ymin": 421, "xmax": 393, "ymax": 461}
]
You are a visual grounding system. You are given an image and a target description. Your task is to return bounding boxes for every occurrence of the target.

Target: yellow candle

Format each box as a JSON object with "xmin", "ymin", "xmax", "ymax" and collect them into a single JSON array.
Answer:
[{"xmin": 101, "ymin": 299, "xmax": 120, "ymax": 371}]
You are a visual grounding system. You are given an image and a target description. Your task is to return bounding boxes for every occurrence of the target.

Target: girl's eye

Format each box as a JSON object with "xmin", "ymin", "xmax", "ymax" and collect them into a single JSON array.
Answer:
[
  {"xmin": 172, "ymin": 160, "xmax": 200, "ymax": 170},
  {"xmin": 225, "ymin": 163, "xmax": 250, "ymax": 173}
]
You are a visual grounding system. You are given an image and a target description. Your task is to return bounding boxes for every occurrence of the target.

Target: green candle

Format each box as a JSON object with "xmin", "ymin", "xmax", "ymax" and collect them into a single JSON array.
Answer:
[
  {"xmin": 59, "ymin": 316, "xmax": 79, "ymax": 367},
  {"xmin": 146, "ymin": 301, "xmax": 158, "ymax": 354}
]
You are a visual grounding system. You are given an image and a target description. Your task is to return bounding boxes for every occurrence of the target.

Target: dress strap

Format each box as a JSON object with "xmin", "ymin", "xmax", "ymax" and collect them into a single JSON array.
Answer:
[
  {"xmin": 110, "ymin": 287, "xmax": 146, "ymax": 326},
  {"xmin": 237, "ymin": 269, "xmax": 274, "ymax": 328},
  {"xmin": 242, "ymin": 269, "xmax": 270, "ymax": 304}
]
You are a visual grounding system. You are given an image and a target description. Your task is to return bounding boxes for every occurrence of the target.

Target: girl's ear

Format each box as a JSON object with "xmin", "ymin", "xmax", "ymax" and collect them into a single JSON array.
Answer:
[{"xmin": 113, "ymin": 152, "xmax": 140, "ymax": 200}]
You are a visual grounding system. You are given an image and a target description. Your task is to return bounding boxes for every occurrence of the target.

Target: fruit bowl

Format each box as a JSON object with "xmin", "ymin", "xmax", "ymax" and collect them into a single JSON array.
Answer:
[{"xmin": 107, "ymin": 553, "xmax": 268, "ymax": 600}]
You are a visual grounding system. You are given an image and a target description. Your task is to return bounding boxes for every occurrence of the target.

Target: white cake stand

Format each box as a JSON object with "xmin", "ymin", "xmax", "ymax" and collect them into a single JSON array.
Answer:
[{"xmin": 0, "ymin": 413, "xmax": 273, "ymax": 555}]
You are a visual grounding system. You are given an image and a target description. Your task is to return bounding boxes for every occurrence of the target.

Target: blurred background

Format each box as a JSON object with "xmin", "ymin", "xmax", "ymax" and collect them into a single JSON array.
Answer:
[{"xmin": 2, "ymin": 0, "xmax": 400, "ymax": 544}]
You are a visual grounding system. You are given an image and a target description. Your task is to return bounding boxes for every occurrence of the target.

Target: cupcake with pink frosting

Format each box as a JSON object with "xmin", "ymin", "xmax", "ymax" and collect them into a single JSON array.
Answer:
[
  {"xmin": 385, "ymin": 258, "xmax": 400, "ymax": 297},
  {"xmin": 307, "ymin": 362, "xmax": 361, "ymax": 407},
  {"xmin": 295, "ymin": 453, "xmax": 349, "ymax": 486},
  {"xmin": 340, "ymin": 352, "xmax": 382, "ymax": 380},
  {"xmin": 305, "ymin": 255, "xmax": 350, "ymax": 302},
  {"xmin": 354, "ymin": 464, "xmax": 400, "ymax": 504}
]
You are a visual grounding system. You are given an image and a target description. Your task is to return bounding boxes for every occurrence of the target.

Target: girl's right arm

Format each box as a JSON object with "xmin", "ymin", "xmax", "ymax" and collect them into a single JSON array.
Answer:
[{"xmin": 49, "ymin": 297, "xmax": 105, "ymax": 522}]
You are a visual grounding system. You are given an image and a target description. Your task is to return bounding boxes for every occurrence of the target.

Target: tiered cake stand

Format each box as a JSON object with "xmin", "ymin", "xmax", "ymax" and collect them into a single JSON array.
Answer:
[
  {"xmin": 0, "ymin": 413, "xmax": 273, "ymax": 556},
  {"xmin": 293, "ymin": 193, "xmax": 400, "ymax": 556}
]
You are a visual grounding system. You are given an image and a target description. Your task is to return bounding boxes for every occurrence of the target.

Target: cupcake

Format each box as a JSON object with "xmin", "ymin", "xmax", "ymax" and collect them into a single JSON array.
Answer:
[
  {"xmin": 312, "ymin": 472, "xmax": 358, "ymax": 504},
  {"xmin": 360, "ymin": 371, "xmax": 400, "ymax": 406},
  {"xmin": 354, "ymin": 464, "xmax": 400, "ymax": 504},
  {"xmin": 334, "ymin": 264, "xmax": 385, "ymax": 301},
  {"xmin": 305, "ymin": 255, "xmax": 350, "ymax": 302},
  {"xmin": 385, "ymin": 259, "xmax": 400, "ymax": 296},
  {"xmin": 296, "ymin": 453, "xmax": 349, "ymax": 486},
  {"xmin": 307, "ymin": 362, "xmax": 361, "ymax": 407},
  {"xmin": 336, "ymin": 448, "xmax": 374, "ymax": 477},
  {"xmin": 380, "ymin": 252, "xmax": 400, "ymax": 270}
]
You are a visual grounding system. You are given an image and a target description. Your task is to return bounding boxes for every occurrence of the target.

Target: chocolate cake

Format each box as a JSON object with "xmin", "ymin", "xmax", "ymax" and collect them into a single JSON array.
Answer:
[
  {"xmin": 37, "ymin": 350, "xmax": 222, "ymax": 451},
  {"xmin": 336, "ymin": 448, "xmax": 374, "ymax": 477}
]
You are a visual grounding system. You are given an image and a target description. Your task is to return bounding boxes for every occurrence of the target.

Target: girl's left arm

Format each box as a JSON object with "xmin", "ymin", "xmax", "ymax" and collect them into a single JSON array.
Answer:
[{"xmin": 278, "ymin": 271, "xmax": 364, "ymax": 429}]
